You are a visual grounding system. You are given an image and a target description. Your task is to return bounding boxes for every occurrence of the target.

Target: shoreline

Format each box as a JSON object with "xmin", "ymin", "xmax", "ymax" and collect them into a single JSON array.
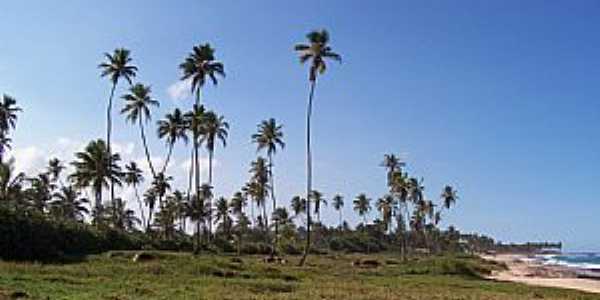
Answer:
[{"xmin": 482, "ymin": 253, "xmax": 600, "ymax": 294}]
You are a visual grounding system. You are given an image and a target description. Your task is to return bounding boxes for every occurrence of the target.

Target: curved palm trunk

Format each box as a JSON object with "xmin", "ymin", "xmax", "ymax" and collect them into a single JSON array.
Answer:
[
  {"xmin": 133, "ymin": 184, "xmax": 146, "ymax": 231},
  {"xmin": 138, "ymin": 117, "xmax": 156, "ymax": 178},
  {"xmin": 161, "ymin": 142, "xmax": 175, "ymax": 174},
  {"xmin": 106, "ymin": 82, "xmax": 117, "ymax": 214},
  {"xmin": 339, "ymin": 210, "xmax": 342, "ymax": 228},
  {"xmin": 186, "ymin": 146, "xmax": 194, "ymax": 204},
  {"xmin": 147, "ymin": 203, "xmax": 154, "ymax": 231},
  {"xmin": 299, "ymin": 79, "xmax": 316, "ymax": 267}
]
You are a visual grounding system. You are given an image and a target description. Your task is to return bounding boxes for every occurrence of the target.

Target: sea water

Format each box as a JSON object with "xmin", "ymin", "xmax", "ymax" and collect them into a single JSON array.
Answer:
[{"xmin": 539, "ymin": 253, "xmax": 600, "ymax": 275}]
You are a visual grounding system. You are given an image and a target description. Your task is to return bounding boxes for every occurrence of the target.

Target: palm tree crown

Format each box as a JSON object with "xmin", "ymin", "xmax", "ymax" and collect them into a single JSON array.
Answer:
[
  {"xmin": 179, "ymin": 43, "xmax": 225, "ymax": 99},
  {"xmin": 121, "ymin": 83, "xmax": 159, "ymax": 124},
  {"xmin": 294, "ymin": 29, "xmax": 342, "ymax": 81},
  {"xmin": 99, "ymin": 48, "xmax": 138, "ymax": 85},
  {"xmin": 353, "ymin": 193, "xmax": 372, "ymax": 224},
  {"xmin": 252, "ymin": 118, "xmax": 285, "ymax": 156}
]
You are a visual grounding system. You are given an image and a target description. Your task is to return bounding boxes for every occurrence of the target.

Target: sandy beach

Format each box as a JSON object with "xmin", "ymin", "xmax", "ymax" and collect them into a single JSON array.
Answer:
[{"xmin": 482, "ymin": 253, "xmax": 600, "ymax": 294}]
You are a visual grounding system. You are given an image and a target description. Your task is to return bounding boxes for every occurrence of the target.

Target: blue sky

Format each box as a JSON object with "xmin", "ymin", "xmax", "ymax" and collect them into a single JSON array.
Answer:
[{"xmin": 1, "ymin": 1, "xmax": 599, "ymax": 250}]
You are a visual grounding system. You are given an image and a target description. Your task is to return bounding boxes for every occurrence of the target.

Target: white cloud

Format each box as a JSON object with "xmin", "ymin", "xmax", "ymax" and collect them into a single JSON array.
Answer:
[{"xmin": 167, "ymin": 79, "xmax": 192, "ymax": 102}]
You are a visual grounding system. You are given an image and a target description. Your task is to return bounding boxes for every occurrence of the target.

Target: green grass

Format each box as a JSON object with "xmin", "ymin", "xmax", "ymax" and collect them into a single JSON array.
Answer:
[{"xmin": 0, "ymin": 252, "xmax": 598, "ymax": 299}]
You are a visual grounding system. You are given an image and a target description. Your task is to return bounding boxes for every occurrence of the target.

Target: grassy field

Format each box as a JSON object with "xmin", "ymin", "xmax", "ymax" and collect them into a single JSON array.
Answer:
[{"xmin": 0, "ymin": 252, "xmax": 598, "ymax": 299}]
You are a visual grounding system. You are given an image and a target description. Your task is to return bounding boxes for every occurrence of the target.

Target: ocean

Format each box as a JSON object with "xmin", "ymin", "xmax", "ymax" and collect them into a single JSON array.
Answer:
[{"xmin": 539, "ymin": 253, "xmax": 600, "ymax": 273}]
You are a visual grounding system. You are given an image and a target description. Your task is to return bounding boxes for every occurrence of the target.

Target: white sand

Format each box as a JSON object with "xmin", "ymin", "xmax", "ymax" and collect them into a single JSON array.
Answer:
[{"xmin": 483, "ymin": 254, "xmax": 600, "ymax": 294}]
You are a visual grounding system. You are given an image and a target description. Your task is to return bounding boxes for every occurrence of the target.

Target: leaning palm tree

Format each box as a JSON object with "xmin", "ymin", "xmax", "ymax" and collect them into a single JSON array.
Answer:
[
  {"xmin": 294, "ymin": 29, "xmax": 341, "ymax": 266},
  {"xmin": 98, "ymin": 48, "xmax": 137, "ymax": 208},
  {"xmin": 157, "ymin": 108, "xmax": 188, "ymax": 173},
  {"xmin": 353, "ymin": 193, "xmax": 371, "ymax": 225},
  {"xmin": 69, "ymin": 139, "xmax": 122, "ymax": 214},
  {"xmin": 124, "ymin": 161, "xmax": 145, "ymax": 228},
  {"xmin": 0, "ymin": 95, "xmax": 21, "ymax": 162},
  {"xmin": 121, "ymin": 83, "xmax": 159, "ymax": 179},
  {"xmin": 251, "ymin": 118, "xmax": 285, "ymax": 244},
  {"xmin": 332, "ymin": 194, "xmax": 344, "ymax": 228}
]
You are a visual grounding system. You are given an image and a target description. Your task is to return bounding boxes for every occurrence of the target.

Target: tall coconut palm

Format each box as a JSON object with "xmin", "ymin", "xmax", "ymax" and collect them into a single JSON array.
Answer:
[
  {"xmin": 157, "ymin": 108, "xmax": 188, "ymax": 173},
  {"xmin": 0, "ymin": 95, "xmax": 21, "ymax": 163},
  {"xmin": 310, "ymin": 190, "xmax": 326, "ymax": 223},
  {"xmin": 353, "ymin": 193, "xmax": 371, "ymax": 225},
  {"xmin": 332, "ymin": 194, "xmax": 344, "ymax": 228},
  {"xmin": 98, "ymin": 48, "xmax": 137, "ymax": 208},
  {"xmin": 294, "ymin": 29, "xmax": 341, "ymax": 266},
  {"xmin": 180, "ymin": 43, "xmax": 225, "ymax": 218},
  {"xmin": 199, "ymin": 111, "xmax": 228, "ymax": 236},
  {"xmin": 124, "ymin": 161, "xmax": 145, "ymax": 228},
  {"xmin": 121, "ymin": 83, "xmax": 159, "ymax": 179},
  {"xmin": 251, "ymin": 118, "xmax": 285, "ymax": 244},
  {"xmin": 70, "ymin": 139, "xmax": 122, "ymax": 214}
]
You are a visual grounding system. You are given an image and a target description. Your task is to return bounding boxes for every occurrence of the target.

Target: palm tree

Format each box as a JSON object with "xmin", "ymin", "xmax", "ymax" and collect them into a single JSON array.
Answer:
[
  {"xmin": 180, "ymin": 43, "xmax": 225, "ymax": 219},
  {"xmin": 157, "ymin": 108, "xmax": 188, "ymax": 173},
  {"xmin": 0, "ymin": 158, "xmax": 25, "ymax": 207},
  {"xmin": 124, "ymin": 161, "xmax": 145, "ymax": 228},
  {"xmin": 46, "ymin": 158, "xmax": 65, "ymax": 185},
  {"xmin": 98, "ymin": 48, "xmax": 137, "ymax": 208},
  {"xmin": 353, "ymin": 193, "xmax": 371, "ymax": 225},
  {"xmin": 214, "ymin": 197, "xmax": 232, "ymax": 238},
  {"xmin": 376, "ymin": 194, "xmax": 395, "ymax": 233},
  {"xmin": 121, "ymin": 83, "xmax": 159, "ymax": 179},
  {"xmin": 381, "ymin": 154, "xmax": 405, "ymax": 188},
  {"xmin": 291, "ymin": 196, "xmax": 306, "ymax": 220},
  {"xmin": 70, "ymin": 139, "xmax": 122, "ymax": 214},
  {"xmin": 249, "ymin": 157, "xmax": 270, "ymax": 233},
  {"xmin": 230, "ymin": 191, "xmax": 246, "ymax": 217},
  {"xmin": 294, "ymin": 29, "xmax": 341, "ymax": 266},
  {"xmin": 167, "ymin": 190, "xmax": 187, "ymax": 232},
  {"xmin": 252, "ymin": 118, "xmax": 285, "ymax": 245},
  {"xmin": 0, "ymin": 95, "xmax": 21, "ymax": 162},
  {"xmin": 26, "ymin": 173, "xmax": 54, "ymax": 214},
  {"xmin": 50, "ymin": 185, "xmax": 89, "ymax": 222},
  {"xmin": 187, "ymin": 183, "xmax": 213, "ymax": 252},
  {"xmin": 441, "ymin": 185, "xmax": 458, "ymax": 210},
  {"xmin": 199, "ymin": 111, "xmax": 228, "ymax": 236},
  {"xmin": 310, "ymin": 190, "xmax": 326, "ymax": 223},
  {"xmin": 332, "ymin": 194, "xmax": 344, "ymax": 228}
]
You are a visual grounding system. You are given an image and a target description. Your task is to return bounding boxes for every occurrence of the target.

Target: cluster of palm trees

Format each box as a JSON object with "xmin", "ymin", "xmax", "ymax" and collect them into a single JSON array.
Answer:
[{"xmin": 0, "ymin": 29, "xmax": 462, "ymax": 263}]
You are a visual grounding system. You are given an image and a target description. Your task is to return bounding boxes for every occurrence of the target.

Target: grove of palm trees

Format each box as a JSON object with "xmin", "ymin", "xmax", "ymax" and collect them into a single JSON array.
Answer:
[{"xmin": 0, "ymin": 29, "xmax": 586, "ymax": 299}]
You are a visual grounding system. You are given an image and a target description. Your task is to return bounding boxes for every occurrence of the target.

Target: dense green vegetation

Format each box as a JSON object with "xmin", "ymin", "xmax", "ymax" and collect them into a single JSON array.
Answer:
[{"xmin": 0, "ymin": 253, "xmax": 597, "ymax": 299}]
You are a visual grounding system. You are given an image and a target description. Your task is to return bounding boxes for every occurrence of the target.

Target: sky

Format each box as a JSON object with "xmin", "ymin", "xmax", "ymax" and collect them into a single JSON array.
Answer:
[{"xmin": 0, "ymin": 1, "xmax": 599, "ymax": 251}]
